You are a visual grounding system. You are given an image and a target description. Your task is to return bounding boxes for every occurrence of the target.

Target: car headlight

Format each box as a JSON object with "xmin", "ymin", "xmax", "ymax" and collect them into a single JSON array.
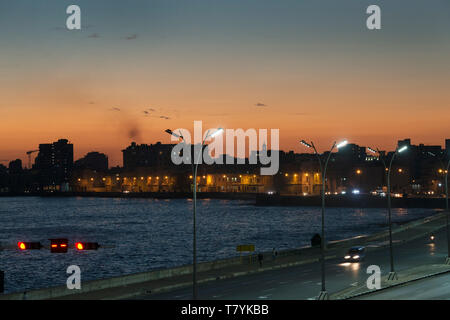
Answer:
[
  {"xmin": 353, "ymin": 255, "xmax": 360, "ymax": 259},
  {"xmin": 344, "ymin": 255, "xmax": 351, "ymax": 259}
]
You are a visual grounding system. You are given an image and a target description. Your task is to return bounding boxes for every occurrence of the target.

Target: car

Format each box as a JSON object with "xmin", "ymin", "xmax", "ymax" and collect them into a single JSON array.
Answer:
[{"xmin": 344, "ymin": 246, "xmax": 366, "ymax": 262}]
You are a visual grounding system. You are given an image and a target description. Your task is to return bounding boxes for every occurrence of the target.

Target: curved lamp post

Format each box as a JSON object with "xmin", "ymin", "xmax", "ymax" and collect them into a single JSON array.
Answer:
[
  {"xmin": 166, "ymin": 127, "xmax": 223, "ymax": 299},
  {"xmin": 300, "ymin": 139, "xmax": 348, "ymax": 300},
  {"xmin": 446, "ymin": 160, "xmax": 450, "ymax": 265},
  {"xmin": 368, "ymin": 145, "xmax": 408, "ymax": 280},
  {"xmin": 427, "ymin": 151, "xmax": 450, "ymax": 264}
]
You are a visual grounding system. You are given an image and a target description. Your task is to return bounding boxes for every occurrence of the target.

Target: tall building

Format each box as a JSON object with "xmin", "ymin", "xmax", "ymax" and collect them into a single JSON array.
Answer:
[
  {"xmin": 446, "ymin": 139, "xmax": 450, "ymax": 157},
  {"xmin": 397, "ymin": 138, "xmax": 412, "ymax": 149},
  {"xmin": 337, "ymin": 143, "xmax": 367, "ymax": 163},
  {"xmin": 35, "ymin": 139, "xmax": 73, "ymax": 187},
  {"xmin": 8, "ymin": 159, "xmax": 22, "ymax": 174},
  {"xmin": 74, "ymin": 152, "xmax": 108, "ymax": 172}
]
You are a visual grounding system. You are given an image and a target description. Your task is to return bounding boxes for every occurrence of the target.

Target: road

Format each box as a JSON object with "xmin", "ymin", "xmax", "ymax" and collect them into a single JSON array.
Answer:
[
  {"xmin": 357, "ymin": 272, "xmax": 450, "ymax": 300},
  {"xmin": 136, "ymin": 227, "xmax": 447, "ymax": 300}
]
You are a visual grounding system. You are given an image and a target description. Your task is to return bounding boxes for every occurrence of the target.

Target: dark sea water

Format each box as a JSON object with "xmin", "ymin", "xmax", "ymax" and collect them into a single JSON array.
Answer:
[{"xmin": 0, "ymin": 197, "xmax": 439, "ymax": 293}]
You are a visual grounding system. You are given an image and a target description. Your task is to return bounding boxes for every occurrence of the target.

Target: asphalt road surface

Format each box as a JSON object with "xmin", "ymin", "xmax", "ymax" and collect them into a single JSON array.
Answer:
[
  {"xmin": 136, "ymin": 228, "xmax": 447, "ymax": 300},
  {"xmin": 357, "ymin": 272, "xmax": 450, "ymax": 300}
]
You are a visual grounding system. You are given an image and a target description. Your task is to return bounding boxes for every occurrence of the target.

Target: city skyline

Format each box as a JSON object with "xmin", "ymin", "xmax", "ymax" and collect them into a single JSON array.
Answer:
[
  {"xmin": 2, "ymin": 136, "xmax": 449, "ymax": 170},
  {"xmin": 2, "ymin": 0, "xmax": 450, "ymax": 166}
]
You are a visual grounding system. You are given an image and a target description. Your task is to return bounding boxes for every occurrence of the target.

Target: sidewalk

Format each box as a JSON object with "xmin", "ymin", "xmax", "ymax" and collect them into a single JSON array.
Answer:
[
  {"xmin": 1, "ymin": 211, "xmax": 446, "ymax": 300},
  {"xmin": 331, "ymin": 263, "xmax": 450, "ymax": 300}
]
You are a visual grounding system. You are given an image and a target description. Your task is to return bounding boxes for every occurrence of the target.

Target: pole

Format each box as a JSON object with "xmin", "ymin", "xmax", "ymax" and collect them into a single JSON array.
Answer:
[
  {"xmin": 321, "ymin": 145, "xmax": 335, "ymax": 292},
  {"xmin": 311, "ymin": 141, "xmax": 335, "ymax": 299},
  {"xmin": 192, "ymin": 163, "xmax": 198, "ymax": 300},
  {"xmin": 445, "ymin": 160, "xmax": 450, "ymax": 261},
  {"xmin": 387, "ymin": 154, "xmax": 395, "ymax": 273},
  {"xmin": 191, "ymin": 131, "xmax": 209, "ymax": 300},
  {"xmin": 385, "ymin": 150, "xmax": 399, "ymax": 280}
]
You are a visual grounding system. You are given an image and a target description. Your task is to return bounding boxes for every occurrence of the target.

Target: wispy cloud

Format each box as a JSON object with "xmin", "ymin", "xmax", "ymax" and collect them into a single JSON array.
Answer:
[
  {"xmin": 143, "ymin": 108, "xmax": 156, "ymax": 115},
  {"xmin": 124, "ymin": 34, "xmax": 138, "ymax": 40}
]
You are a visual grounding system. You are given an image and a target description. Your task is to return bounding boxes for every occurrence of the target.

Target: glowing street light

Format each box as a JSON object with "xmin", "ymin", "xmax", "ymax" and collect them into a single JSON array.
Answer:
[
  {"xmin": 398, "ymin": 145, "xmax": 408, "ymax": 153},
  {"xmin": 210, "ymin": 128, "xmax": 224, "ymax": 138},
  {"xmin": 336, "ymin": 140, "xmax": 348, "ymax": 149},
  {"xmin": 300, "ymin": 138, "xmax": 347, "ymax": 300},
  {"xmin": 165, "ymin": 127, "xmax": 224, "ymax": 300}
]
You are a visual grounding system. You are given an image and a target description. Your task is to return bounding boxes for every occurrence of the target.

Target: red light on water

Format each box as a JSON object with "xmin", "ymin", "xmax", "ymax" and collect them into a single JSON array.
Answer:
[
  {"xmin": 75, "ymin": 243, "xmax": 84, "ymax": 250},
  {"xmin": 18, "ymin": 242, "xmax": 26, "ymax": 250}
]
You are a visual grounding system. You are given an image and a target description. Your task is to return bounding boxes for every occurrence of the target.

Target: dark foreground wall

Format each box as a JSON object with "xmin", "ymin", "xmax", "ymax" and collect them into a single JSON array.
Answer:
[
  {"xmin": 0, "ymin": 192, "xmax": 447, "ymax": 209},
  {"xmin": 0, "ymin": 191, "xmax": 257, "ymax": 201},
  {"xmin": 256, "ymin": 194, "xmax": 448, "ymax": 209}
]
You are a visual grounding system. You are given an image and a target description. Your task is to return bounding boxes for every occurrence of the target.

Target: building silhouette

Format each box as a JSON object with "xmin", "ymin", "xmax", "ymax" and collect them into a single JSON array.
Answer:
[
  {"xmin": 122, "ymin": 142, "xmax": 175, "ymax": 169},
  {"xmin": 8, "ymin": 159, "xmax": 22, "ymax": 174},
  {"xmin": 446, "ymin": 139, "xmax": 450, "ymax": 157},
  {"xmin": 35, "ymin": 139, "xmax": 73, "ymax": 190},
  {"xmin": 74, "ymin": 152, "xmax": 108, "ymax": 172}
]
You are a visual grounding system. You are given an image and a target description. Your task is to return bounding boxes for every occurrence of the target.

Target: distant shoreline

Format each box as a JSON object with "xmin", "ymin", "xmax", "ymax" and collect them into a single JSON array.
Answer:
[
  {"xmin": 0, "ymin": 191, "xmax": 256, "ymax": 201},
  {"xmin": 0, "ymin": 192, "xmax": 447, "ymax": 209}
]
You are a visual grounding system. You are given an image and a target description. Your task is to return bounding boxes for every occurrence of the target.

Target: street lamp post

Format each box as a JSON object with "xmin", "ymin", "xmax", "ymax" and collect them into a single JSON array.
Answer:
[
  {"xmin": 446, "ymin": 160, "xmax": 450, "ymax": 264},
  {"xmin": 428, "ymin": 152, "xmax": 450, "ymax": 264},
  {"xmin": 166, "ymin": 127, "xmax": 223, "ymax": 299},
  {"xmin": 368, "ymin": 145, "xmax": 407, "ymax": 280},
  {"xmin": 300, "ymin": 139, "xmax": 348, "ymax": 300}
]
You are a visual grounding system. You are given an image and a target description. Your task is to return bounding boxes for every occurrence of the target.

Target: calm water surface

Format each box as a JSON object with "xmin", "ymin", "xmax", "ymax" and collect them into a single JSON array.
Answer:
[{"xmin": 0, "ymin": 197, "xmax": 439, "ymax": 293}]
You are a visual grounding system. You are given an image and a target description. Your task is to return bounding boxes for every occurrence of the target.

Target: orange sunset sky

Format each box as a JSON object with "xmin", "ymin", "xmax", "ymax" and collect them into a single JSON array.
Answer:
[{"xmin": 1, "ymin": 0, "xmax": 449, "ymax": 167}]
